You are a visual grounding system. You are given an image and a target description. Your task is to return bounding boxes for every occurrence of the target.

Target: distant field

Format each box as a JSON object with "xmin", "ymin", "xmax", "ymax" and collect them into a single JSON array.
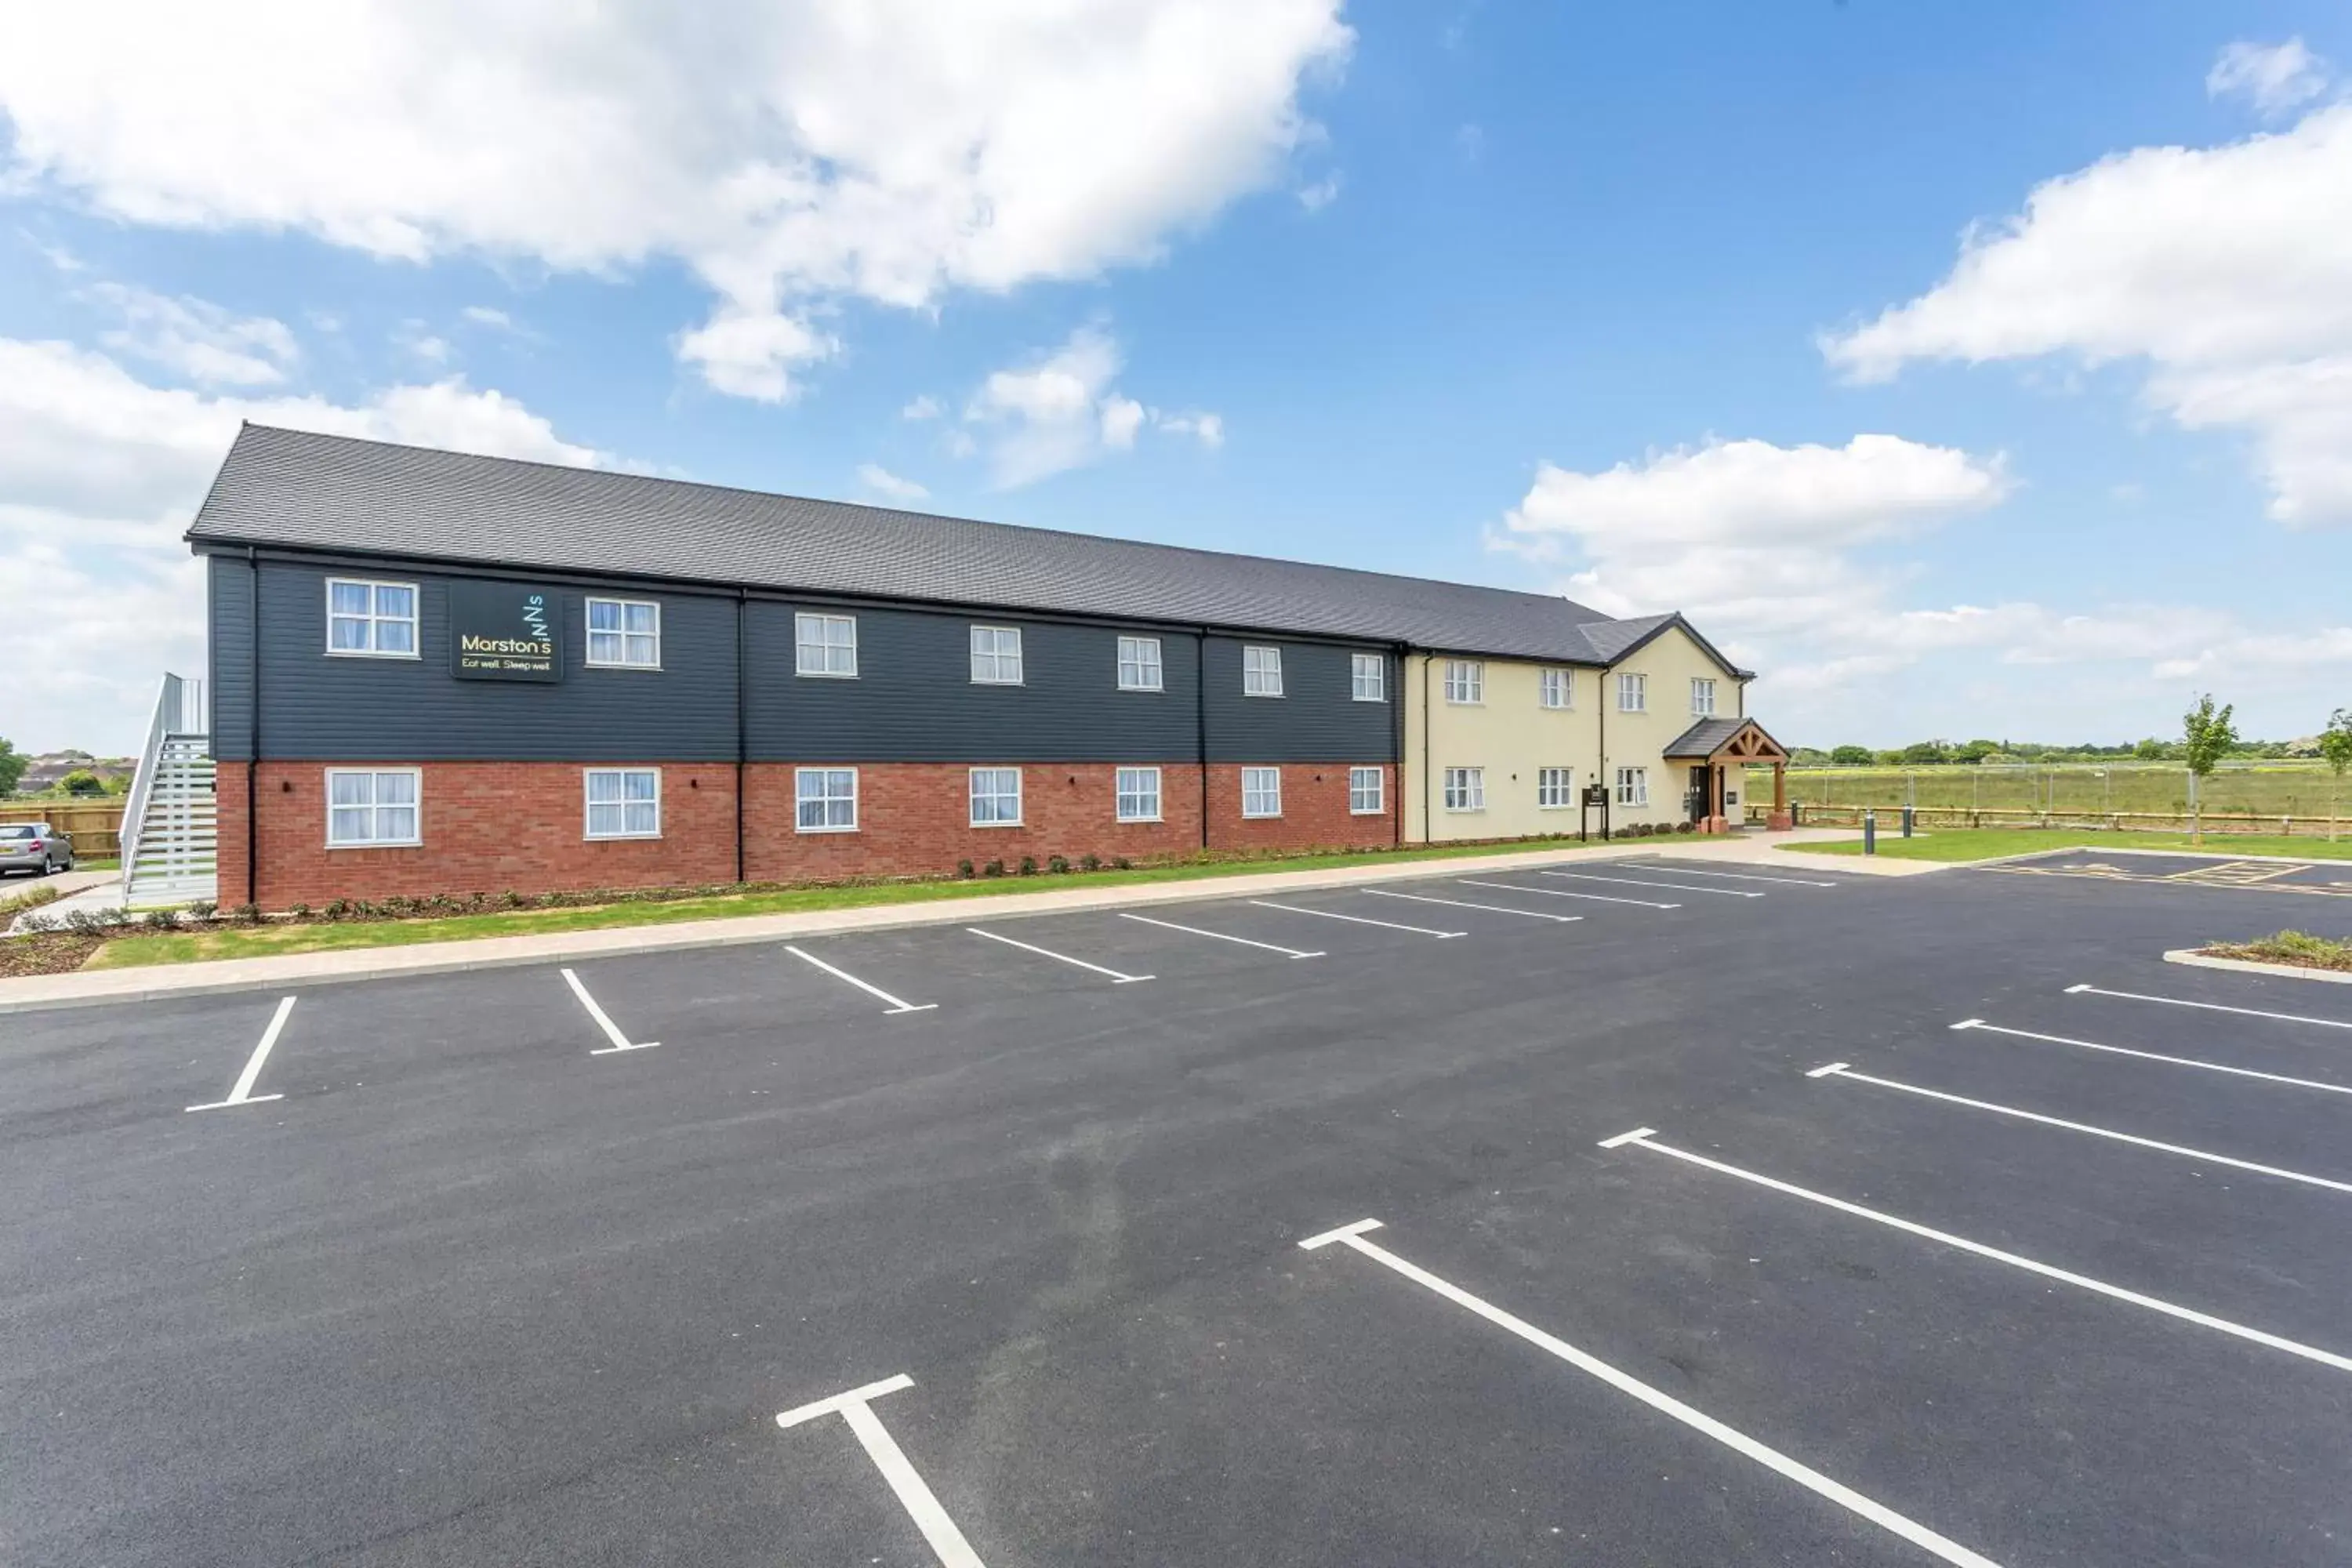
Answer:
[{"xmin": 1748, "ymin": 762, "xmax": 2352, "ymax": 823}]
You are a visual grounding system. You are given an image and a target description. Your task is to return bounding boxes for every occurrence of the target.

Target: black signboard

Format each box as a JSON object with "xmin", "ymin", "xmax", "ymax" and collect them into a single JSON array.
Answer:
[
  {"xmin": 1581, "ymin": 783, "xmax": 1610, "ymax": 808},
  {"xmin": 448, "ymin": 581, "xmax": 561, "ymax": 681}
]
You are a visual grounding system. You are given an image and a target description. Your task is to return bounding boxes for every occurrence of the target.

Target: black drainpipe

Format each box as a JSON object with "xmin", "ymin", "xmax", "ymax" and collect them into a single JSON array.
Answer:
[
  {"xmin": 245, "ymin": 546, "xmax": 260, "ymax": 907},
  {"xmin": 1419, "ymin": 652, "xmax": 1432, "ymax": 846},
  {"xmin": 1195, "ymin": 629, "xmax": 1210, "ymax": 850},
  {"xmin": 734, "ymin": 589, "xmax": 748, "ymax": 884},
  {"xmin": 1391, "ymin": 644, "xmax": 1406, "ymax": 846},
  {"xmin": 1597, "ymin": 666, "xmax": 1608, "ymax": 838}
]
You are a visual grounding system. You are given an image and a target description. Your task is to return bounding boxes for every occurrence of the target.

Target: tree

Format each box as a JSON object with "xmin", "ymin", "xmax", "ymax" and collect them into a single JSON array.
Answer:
[
  {"xmin": 58, "ymin": 769, "xmax": 107, "ymax": 797},
  {"xmin": 2133, "ymin": 737, "xmax": 2168, "ymax": 761},
  {"xmin": 1900, "ymin": 740, "xmax": 1947, "ymax": 766},
  {"xmin": 2180, "ymin": 693, "xmax": 2238, "ymax": 844},
  {"xmin": 1828, "ymin": 745, "xmax": 1873, "ymax": 767},
  {"xmin": 102, "ymin": 770, "xmax": 132, "ymax": 797},
  {"xmin": 2321, "ymin": 709, "xmax": 2352, "ymax": 841},
  {"xmin": 0, "ymin": 736, "xmax": 23, "ymax": 797},
  {"xmin": 1956, "ymin": 739, "xmax": 2000, "ymax": 764}
]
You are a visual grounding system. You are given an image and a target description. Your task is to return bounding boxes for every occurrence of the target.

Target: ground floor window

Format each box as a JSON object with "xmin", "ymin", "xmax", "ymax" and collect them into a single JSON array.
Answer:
[
  {"xmin": 969, "ymin": 767, "xmax": 1023, "ymax": 826},
  {"xmin": 1616, "ymin": 766, "xmax": 1648, "ymax": 807},
  {"xmin": 1537, "ymin": 766, "xmax": 1573, "ymax": 808},
  {"xmin": 325, "ymin": 768, "xmax": 420, "ymax": 848},
  {"xmin": 796, "ymin": 768, "xmax": 858, "ymax": 832},
  {"xmin": 1241, "ymin": 767, "xmax": 1282, "ymax": 818},
  {"xmin": 1348, "ymin": 765, "xmax": 1384, "ymax": 815},
  {"xmin": 584, "ymin": 768, "xmax": 661, "ymax": 839},
  {"xmin": 1116, "ymin": 766, "xmax": 1162, "ymax": 822},
  {"xmin": 1443, "ymin": 766, "xmax": 1485, "ymax": 812}
]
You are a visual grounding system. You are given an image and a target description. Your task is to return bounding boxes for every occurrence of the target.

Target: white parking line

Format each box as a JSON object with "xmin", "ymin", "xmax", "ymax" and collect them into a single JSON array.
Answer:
[
  {"xmin": 967, "ymin": 927, "xmax": 1152, "ymax": 983},
  {"xmin": 1621, "ymin": 862, "xmax": 1841, "ymax": 888},
  {"xmin": 778, "ymin": 1374, "xmax": 985, "ymax": 1568},
  {"xmin": 1540, "ymin": 869, "xmax": 1762, "ymax": 898},
  {"xmin": 562, "ymin": 967, "xmax": 659, "ymax": 1054},
  {"xmin": 2066, "ymin": 982, "xmax": 2352, "ymax": 1030},
  {"xmin": 1809, "ymin": 1062, "xmax": 2352, "ymax": 1196},
  {"xmin": 1363, "ymin": 888, "xmax": 1584, "ymax": 924},
  {"xmin": 1599, "ymin": 1127, "xmax": 2352, "ymax": 1375},
  {"xmin": 1954, "ymin": 1019, "xmax": 2352, "ymax": 1098},
  {"xmin": 185, "ymin": 996, "xmax": 296, "ymax": 1112},
  {"xmin": 1117, "ymin": 911, "xmax": 1323, "ymax": 959},
  {"xmin": 1247, "ymin": 899, "xmax": 1465, "ymax": 938},
  {"xmin": 1299, "ymin": 1218, "xmax": 2005, "ymax": 1568},
  {"xmin": 1465, "ymin": 876, "xmax": 1677, "ymax": 910},
  {"xmin": 785, "ymin": 944, "xmax": 938, "ymax": 1014}
]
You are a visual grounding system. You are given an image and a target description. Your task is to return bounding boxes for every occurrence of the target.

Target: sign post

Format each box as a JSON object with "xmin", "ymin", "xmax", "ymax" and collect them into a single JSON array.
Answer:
[{"xmin": 1580, "ymin": 782, "xmax": 1612, "ymax": 842}]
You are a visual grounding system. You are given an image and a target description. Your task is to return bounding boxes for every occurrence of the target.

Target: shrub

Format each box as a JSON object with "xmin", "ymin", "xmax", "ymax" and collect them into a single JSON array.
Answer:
[
  {"xmin": 142, "ymin": 908, "xmax": 180, "ymax": 931},
  {"xmin": 1047, "ymin": 855, "xmax": 1071, "ymax": 874},
  {"xmin": 1080, "ymin": 853, "xmax": 1102, "ymax": 872},
  {"xmin": 1112, "ymin": 855, "xmax": 1132, "ymax": 869},
  {"xmin": 1674, "ymin": 821, "xmax": 1695, "ymax": 834},
  {"xmin": 286, "ymin": 902, "xmax": 313, "ymax": 919},
  {"xmin": 187, "ymin": 899, "xmax": 218, "ymax": 920},
  {"xmin": 498, "ymin": 889, "xmax": 525, "ymax": 909},
  {"xmin": 232, "ymin": 902, "xmax": 265, "ymax": 925},
  {"xmin": 321, "ymin": 898, "xmax": 351, "ymax": 921},
  {"xmin": 982, "ymin": 858, "xmax": 1006, "ymax": 878},
  {"xmin": 957, "ymin": 858, "xmax": 975, "ymax": 880},
  {"xmin": 1018, "ymin": 855, "xmax": 1038, "ymax": 877}
]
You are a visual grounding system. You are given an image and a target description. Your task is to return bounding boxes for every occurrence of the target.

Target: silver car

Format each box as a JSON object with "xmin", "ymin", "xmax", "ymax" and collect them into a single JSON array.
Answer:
[{"xmin": 0, "ymin": 822, "xmax": 75, "ymax": 877}]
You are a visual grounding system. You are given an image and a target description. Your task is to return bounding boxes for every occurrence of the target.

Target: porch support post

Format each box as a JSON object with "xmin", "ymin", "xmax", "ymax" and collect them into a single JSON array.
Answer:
[{"xmin": 1768, "ymin": 760, "xmax": 1792, "ymax": 831}]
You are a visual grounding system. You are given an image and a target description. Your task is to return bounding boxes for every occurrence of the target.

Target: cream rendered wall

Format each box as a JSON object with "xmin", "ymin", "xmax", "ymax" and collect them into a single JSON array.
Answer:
[
  {"xmin": 1404, "ymin": 653, "xmax": 1602, "ymax": 842},
  {"xmin": 1596, "ymin": 624, "xmax": 1747, "ymax": 827}
]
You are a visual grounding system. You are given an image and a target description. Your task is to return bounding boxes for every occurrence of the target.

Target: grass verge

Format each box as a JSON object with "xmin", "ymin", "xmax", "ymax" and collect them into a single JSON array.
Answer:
[
  {"xmin": 1784, "ymin": 827, "xmax": 2352, "ymax": 864},
  {"xmin": 77, "ymin": 833, "xmax": 1657, "ymax": 971},
  {"xmin": 2198, "ymin": 930, "xmax": 2352, "ymax": 972}
]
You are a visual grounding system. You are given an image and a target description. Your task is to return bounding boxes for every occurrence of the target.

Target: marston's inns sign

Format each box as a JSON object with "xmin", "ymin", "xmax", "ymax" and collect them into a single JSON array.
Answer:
[{"xmin": 448, "ymin": 580, "xmax": 562, "ymax": 681}]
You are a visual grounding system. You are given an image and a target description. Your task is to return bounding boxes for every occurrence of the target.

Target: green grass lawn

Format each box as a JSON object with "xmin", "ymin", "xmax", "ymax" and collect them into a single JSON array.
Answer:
[
  {"xmin": 1785, "ymin": 827, "xmax": 2352, "ymax": 864},
  {"xmin": 85, "ymin": 833, "xmax": 1640, "ymax": 970}
]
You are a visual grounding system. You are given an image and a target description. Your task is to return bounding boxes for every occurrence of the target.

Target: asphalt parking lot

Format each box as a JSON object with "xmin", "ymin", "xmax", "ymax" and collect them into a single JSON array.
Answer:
[
  {"xmin": 5, "ymin": 855, "xmax": 2351, "ymax": 1566},
  {"xmin": 1987, "ymin": 845, "xmax": 2352, "ymax": 898}
]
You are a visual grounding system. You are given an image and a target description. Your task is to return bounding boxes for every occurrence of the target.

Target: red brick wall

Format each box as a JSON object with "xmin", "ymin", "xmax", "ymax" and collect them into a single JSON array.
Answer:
[
  {"xmin": 1206, "ymin": 762, "xmax": 1396, "ymax": 853},
  {"xmin": 223, "ymin": 757, "xmax": 1399, "ymax": 908}
]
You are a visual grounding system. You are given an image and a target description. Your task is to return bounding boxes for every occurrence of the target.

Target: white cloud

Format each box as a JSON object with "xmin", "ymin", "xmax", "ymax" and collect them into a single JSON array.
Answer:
[
  {"xmin": 958, "ymin": 327, "xmax": 1215, "ymax": 486},
  {"xmin": 899, "ymin": 394, "xmax": 943, "ymax": 421},
  {"xmin": 0, "ymin": 2, "xmax": 1352, "ymax": 400},
  {"xmin": 1157, "ymin": 410, "xmax": 1225, "ymax": 448},
  {"xmin": 0, "ymin": 336, "xmax": 604, "ymax": 753},
  {"xmin": 855, "ymin": 462, "xmax": 928, "ymax": 503},
  {"xmin": 2208, "ymin": 38, "xmax": 2330, "ymax": 117},
  {"xmin": 1822, "ymin": 96, "xmax": 2352, "ymax": 524},
  {"xmin": 1296, "ymin": 172, "xmax": 1341, "ymax": 212},
  {"xmin": 460, "ymin": 305, "xmax": 517, "ymax": 331},
  {"xmin": 85, "ymin": 281, "xmax": 298, "ymax": 387}
]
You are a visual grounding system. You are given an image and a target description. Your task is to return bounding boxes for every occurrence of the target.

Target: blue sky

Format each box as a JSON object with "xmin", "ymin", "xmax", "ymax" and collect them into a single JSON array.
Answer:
[{"xmin": 5, "ymin": 1, "xmax": 2350, "ymax": 754}]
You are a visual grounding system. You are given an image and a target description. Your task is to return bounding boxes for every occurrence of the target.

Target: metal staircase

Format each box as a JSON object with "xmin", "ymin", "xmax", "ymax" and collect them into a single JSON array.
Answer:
[{"xmin": 122, "ymin": 674, "xmax": 218, "ymax": 909}]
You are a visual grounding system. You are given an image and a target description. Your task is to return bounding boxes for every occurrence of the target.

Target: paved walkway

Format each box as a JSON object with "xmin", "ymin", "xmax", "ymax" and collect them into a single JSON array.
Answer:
[
  {"xmin": 3, "ymin": 871, "xmax": 124, "ymax": 935},
  {"xmin": 0, "ymin": 828, "xmax": 1922, "ymax": 1012}
]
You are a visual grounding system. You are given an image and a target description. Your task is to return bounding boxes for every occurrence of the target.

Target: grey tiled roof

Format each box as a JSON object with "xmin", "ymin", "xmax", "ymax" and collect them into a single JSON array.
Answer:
[
  {"xmin": 1663, "ymin": 717, "xmax": 1773, "ymax": 758},
  {"xmin": 189, "ymin": 425, "xmax": 1744, "ymax": 670}
]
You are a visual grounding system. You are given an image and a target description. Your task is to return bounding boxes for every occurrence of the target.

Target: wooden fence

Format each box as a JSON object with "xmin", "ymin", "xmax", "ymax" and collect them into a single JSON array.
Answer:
[
  {"xmin": 0, "ymin": 800, "xmax": 126, "ymax": 857},
  {"xmin": 1757, "ymin": 801, "xmax": 2352, "ymax": 838}
]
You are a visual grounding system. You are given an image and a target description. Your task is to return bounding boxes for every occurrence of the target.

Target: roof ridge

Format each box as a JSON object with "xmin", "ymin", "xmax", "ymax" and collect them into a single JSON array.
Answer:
[{"xmin": 223, "ymin": 423, "xmax": 1622, "ymax": 626}]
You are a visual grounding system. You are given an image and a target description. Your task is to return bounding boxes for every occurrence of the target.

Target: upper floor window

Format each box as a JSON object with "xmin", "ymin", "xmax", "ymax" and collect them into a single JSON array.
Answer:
[
  {"xmin": 1690, "ymin": 677, "xmax": 1717, "ymax": 716},
  {"xmin": 1117, "ymin": 636, "xmax": 1163, "ymax": 691},
  {"xmin": 1351, "ymin": 653, "xmax": 1386, "ymax": 702},
  {"xmin": 1443, "ymin": 660, "xmax": 1484, "ymax": 704},
  {"xmin": 1243, "ymin": 644, "xmax": 1283, "ymax": 697},
  {"xmin": 970, "ymin": 625, "xmax": 1024, "ymax": 684},
  {"xmin": 325, "ymin": 578, "xmax": 417, "ymax": 658},
  {"xmin": 583, "ymin": 768, "xmax": 661, "ymax": 839},
  {"xmin": 1539, "ymin": 668, "xmax": 1573, "ymax": 710},
  {"xmin": 1617, "ymin": 672, "xmax": 1648, "ymax": 713},
  {"xmin": 586, "ymin": 598, "xmax": 661, "ymax": 668},
  {"xmin": 796, "ymin": 612, "xmax": 858, "ymax": 677}
]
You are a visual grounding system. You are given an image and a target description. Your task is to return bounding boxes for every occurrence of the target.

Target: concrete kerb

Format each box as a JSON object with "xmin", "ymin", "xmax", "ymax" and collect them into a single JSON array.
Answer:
[
  {"xmin": 0, "ymin": 829, "xmax": 1909, "ymax": 1014},
  {"xmin": 2162, "ymin": 949, "xmax": 2352, "ymax": 985}
]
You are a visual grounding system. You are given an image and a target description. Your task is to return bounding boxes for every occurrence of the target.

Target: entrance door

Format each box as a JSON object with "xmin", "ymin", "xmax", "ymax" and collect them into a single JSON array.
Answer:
[{"xmin": 1686, "ymin": 764, "xmax": 1713, "ymax": 825}]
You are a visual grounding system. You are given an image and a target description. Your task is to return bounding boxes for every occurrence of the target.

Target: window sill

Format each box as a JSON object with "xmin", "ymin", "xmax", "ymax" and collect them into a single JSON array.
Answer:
[
  {"xmin": 1242, "ymin": 691, "xmax": 1285, "ymax": 699},
  {"xmin": 325, "ymin": 649, "xmax": 420, "ymax": 661},
  {"xmin": 969, "ymin": 677, "xmax": 1026, "ymax": 687},
  {"xmin": 1352, "ymin": 695, "xmax": 1388, "ymax": 703},
  {"xmin": 1443, "ymin": 808, "xmax": 1486, "ymax": 815},
  {"xmin": 1116, "ymin": 815, "xmax": 1163, "ymax": 825},
  {"xmin": 795, "ymin": 670, "xmax": 860, "ymax": 680},
  {"xmin": 1240, "ymin": 812, "xmax": 1283, "ymax": 820},
  {"xmin": 1348, "ymin": 807, "xmax": 1387, "ymax": 816},
  {"xmin": 795, "ymin": 825, "xmax": 861, "ymax": 835},
  {"xmin": 325, "ymin": 840, "xmax": 423, "ymax": 851},
  {"xmin": 586, "ymin": 662, "xmax": 664, "ymax": 673},
  {"xmin": 585, "ymin": 832, "xmax": 663, "ymax": 842},
  {"xmin": 1443, "ymin": 700, "xmax": 1484, "ymax": 707},
  {"xmin": 970, "ymin": 820, "xmax": 1026, "ymax": 829}
]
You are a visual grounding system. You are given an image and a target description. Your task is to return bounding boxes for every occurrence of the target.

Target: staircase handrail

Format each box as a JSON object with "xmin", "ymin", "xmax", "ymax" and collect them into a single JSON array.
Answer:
[{"xmin": 118, "ymin": 672, "xmax": 186, "ymax": 904}]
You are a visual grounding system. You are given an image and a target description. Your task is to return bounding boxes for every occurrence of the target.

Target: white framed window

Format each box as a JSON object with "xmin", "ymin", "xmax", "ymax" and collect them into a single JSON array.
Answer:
[
  {"xmin": 1116, "ymin": 766, "xmax": 1162, "ymax": 822},
  {"xmin": 1241, "ymin": 766, "xmax": 1282, "ymax": 818},
  {"xmin": 1351, "ymin": 653, "xmax": 1386, "ymax": 702},
  {"xmin": 583, "ymin": 768, "xmax": 661, "ymax": 839},
  {"xmin": 970, "ymin": 625, "xmax": 1024, "ymax": 684},
  {"xmin": 1617, "ymin": 672, "xmax": 1648, "ymax": 713},
  {"xmin": 325, "ymin": 578, "xmax": 418, "ymax": 658},
  {"xmin": 1348, "ymin": 765, "xmax": 1385, "ymax": 815},
  {"xmin": 1443, "ymin": 766, "xmax": 1485, "ymax": 812},
  {"xmin": 796, "ymin": 767, "xmax": 858, "ymax": 833},
  {"xmin": 586, "ymin": 597, "xmax": 661, "ymax": 668},
  {"xmin": 796, "ymin": 612, "xmax": 858, "ymax": 677},
  {"xmin": 1242, "ymin": 644, "xmax": 1283, "ymax": 697},
  {"xmin": 1537, "ymin": 767, "xmax": 1574, "ymax": 808},
  {"xmin": 969, "ymin": 767, "xmax": 1023, "ymax": 826},
  {"xmin": 1443, "ymin": 659, "xmax": 1484, "ymax": 704},
  {"xmin": 1691, "ymin": 677, "xmax": 1717, "ymax": 716},
  {"xmin": 1117, "ymin": 636, "xmax": 1163, "ymax": 692},
  {"xmin": 324, "ymin": 768, "xmax": 420, "ymax": 847},
  {"xmin": 1540, "ymin": 668, "xmax": 1573, "ymax": 710},
  {"xmin": 1616, "ymin": 766, "xmax": 1649, "ymax": 807}
]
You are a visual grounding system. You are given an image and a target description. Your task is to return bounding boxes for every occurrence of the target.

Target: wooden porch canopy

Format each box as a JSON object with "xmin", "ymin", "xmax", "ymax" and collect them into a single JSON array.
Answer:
[{"xmin": 1662, "ymin": 717, "xmax": 1787, "ymax": 764}]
